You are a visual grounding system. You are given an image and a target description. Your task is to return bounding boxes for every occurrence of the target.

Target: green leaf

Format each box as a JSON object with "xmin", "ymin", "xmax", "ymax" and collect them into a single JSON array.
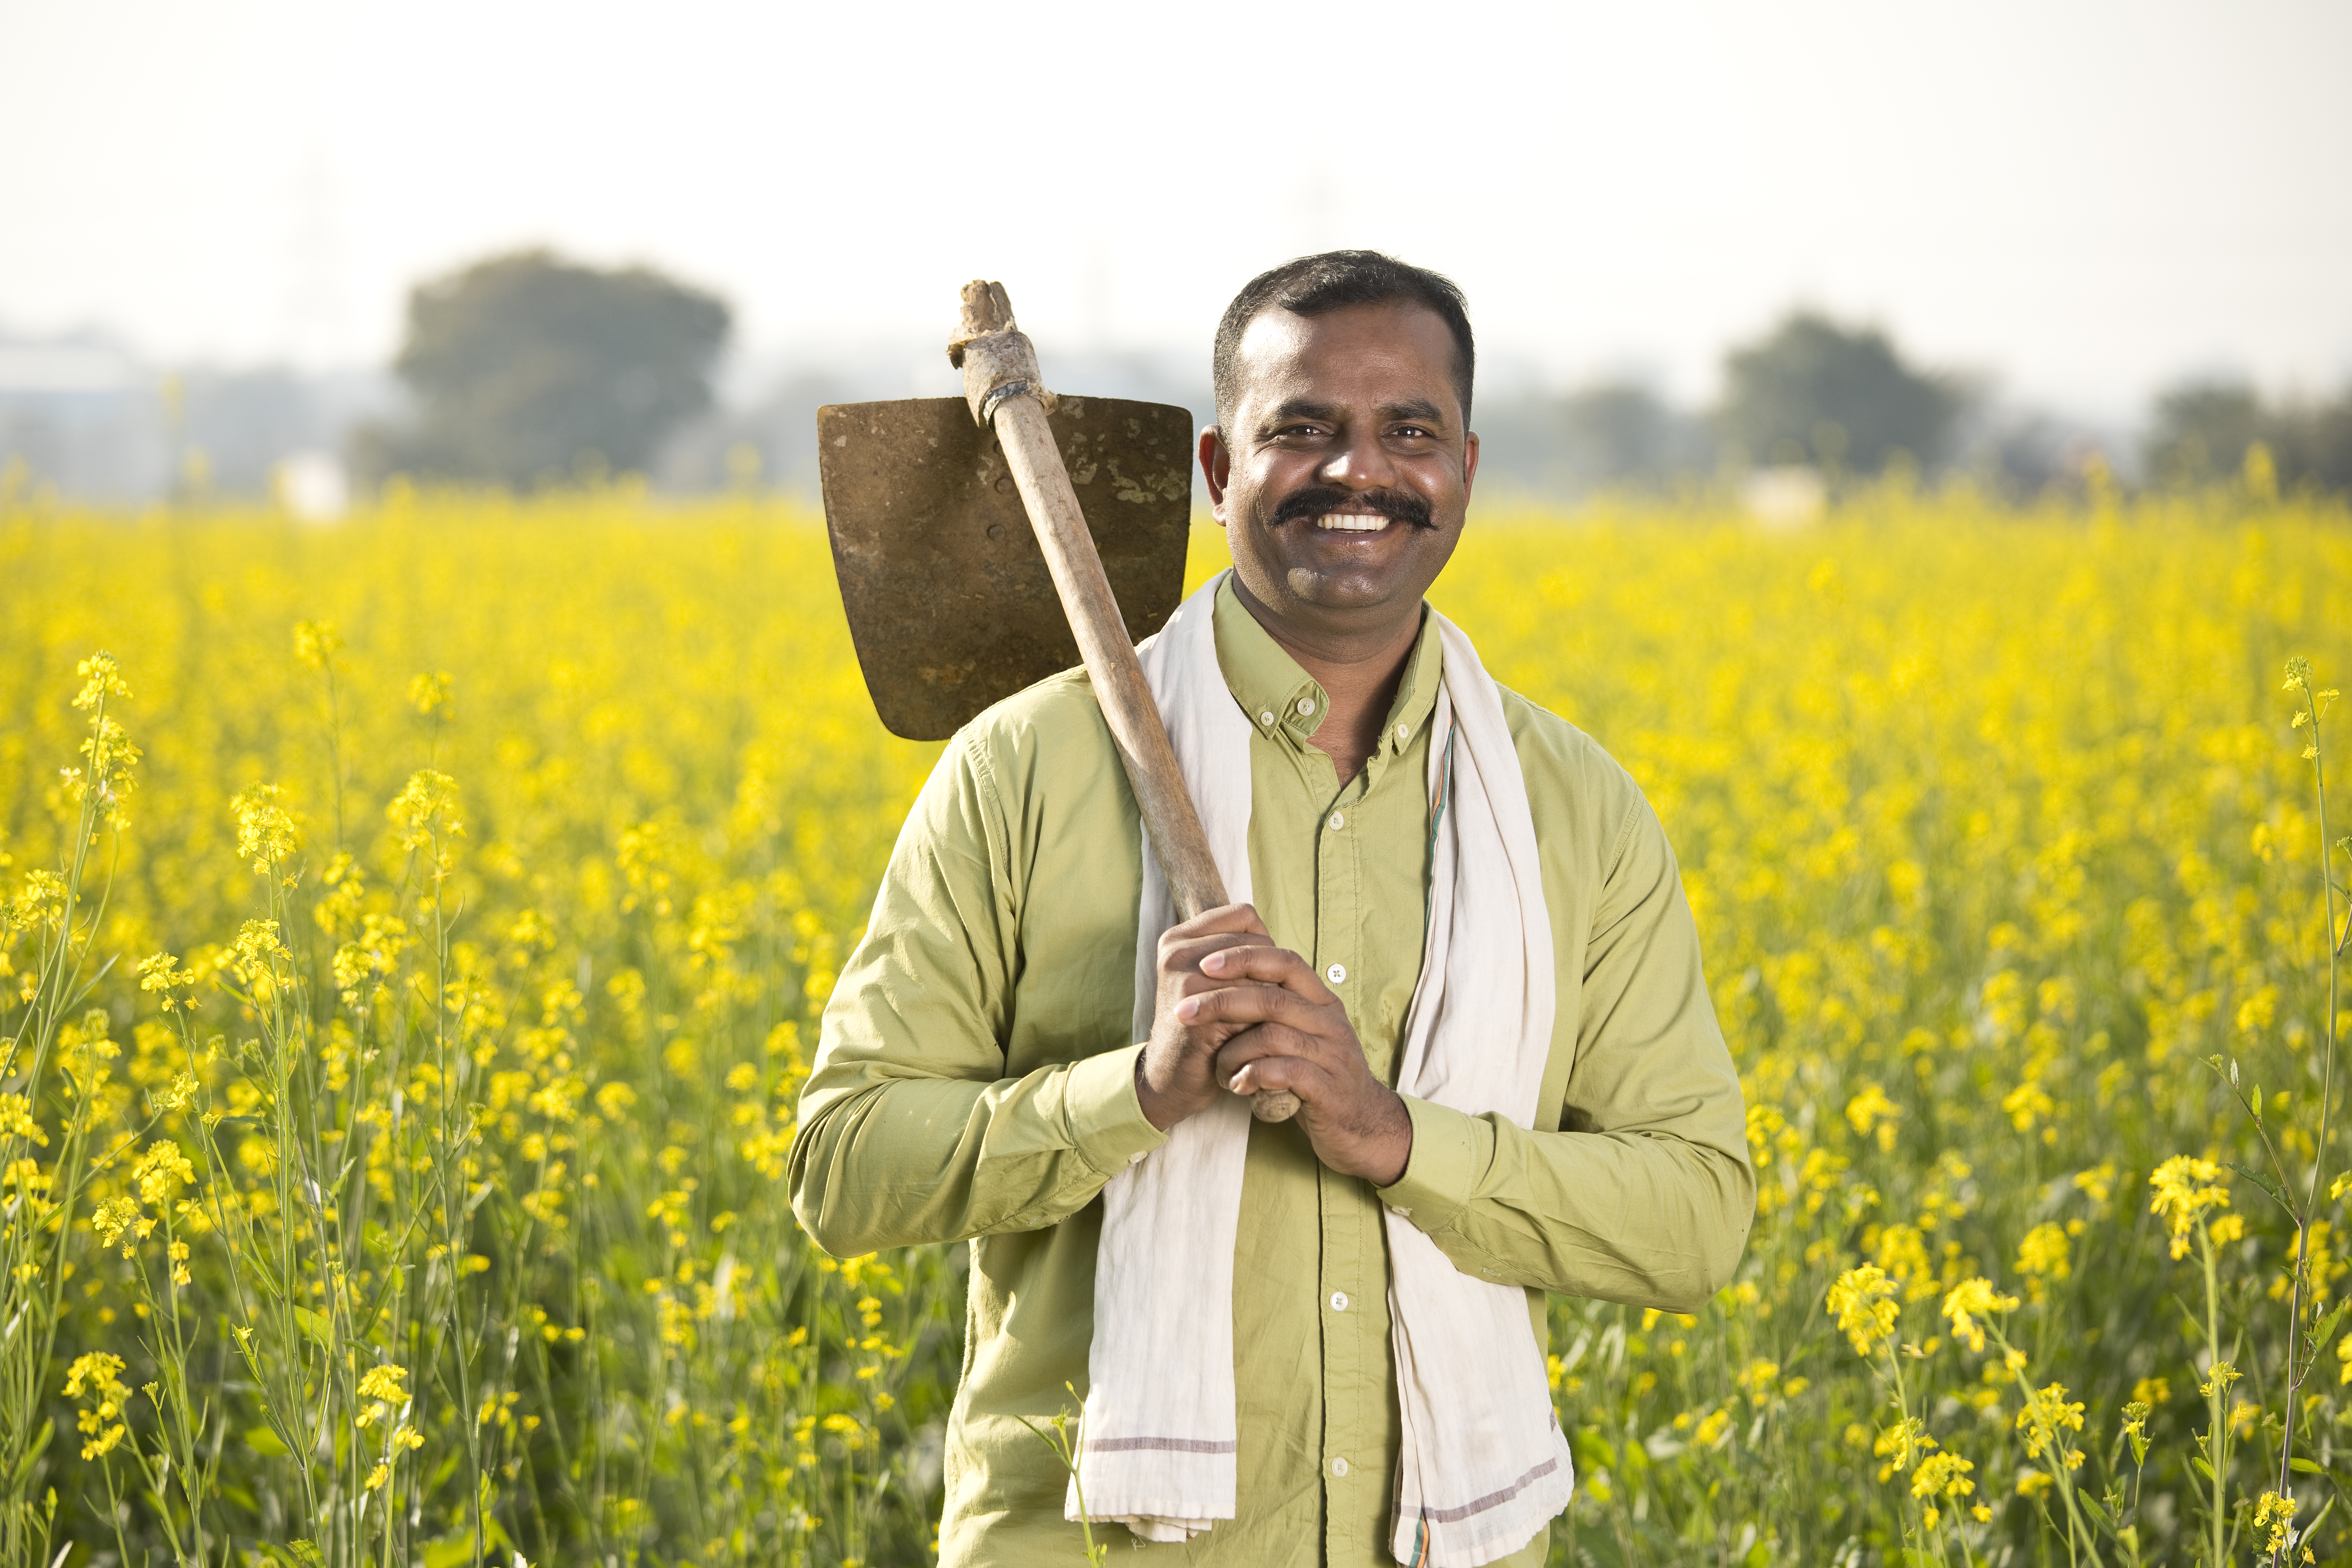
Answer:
[
  {"xmin": 2311, "ymin": 1300, "xmax": 2350, "ymax": 1350},
  {"xmin": 244, "ymin": 1425, "xmax": 290, "ymax": 1457},
  {"xmin": 420, "ymin": 1533, "xmax": 477, "ymax": 1568},
  {"xmin": 291, "ymin": 1305, "xmax": 334, "ymax": 1349},
  {"xmin": 257, "ymin": 1544, "xmax": 324, "ymax": 1568},
  {"xmin": 2228, "ymin": 1161, "xmax": 2295, "ymax": 1220},
  {"xmin": 2192, "ymin": 1456, "xmax": 2216, "ymax": 1482},
  {"xmin": 9, "ymin": 1418, "xmax": 50, "ymax": 1490},
  {"xmin": 2292, "ymin": 1456, "xmax": 2328, "ymax": 1475},
  {"xmin": 2080, "ymin": 1490, "xmax": 2115, "ymax": 1529}
]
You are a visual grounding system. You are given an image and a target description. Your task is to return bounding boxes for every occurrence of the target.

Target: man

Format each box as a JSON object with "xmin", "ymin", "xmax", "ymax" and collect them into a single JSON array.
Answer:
[{"xmin": 789, "ymin": 252, "xmax": 1752, "ymax": 1566}]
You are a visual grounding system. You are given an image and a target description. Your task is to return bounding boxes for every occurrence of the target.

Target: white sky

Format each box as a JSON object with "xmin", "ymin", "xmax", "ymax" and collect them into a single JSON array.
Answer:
[{"xmin": 2, "ymin": 0, "xmax": 2346, "ymax": 418}]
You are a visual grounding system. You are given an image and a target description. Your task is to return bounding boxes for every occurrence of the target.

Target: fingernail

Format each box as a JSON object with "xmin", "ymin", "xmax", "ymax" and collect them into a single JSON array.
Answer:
[
  {"xmin": 1204, "ymin": 951, "xmax": 1227, "ymax": 972},
  {"xmin": 1176, "ymin": 997, "xmax": 1199, "ymax": 1021}
]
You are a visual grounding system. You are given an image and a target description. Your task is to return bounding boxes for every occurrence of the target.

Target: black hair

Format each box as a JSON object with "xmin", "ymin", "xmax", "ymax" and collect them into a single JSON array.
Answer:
[{"xmin": 1211, "ymin": 250, "xmax": 1475, "ymax": 430}]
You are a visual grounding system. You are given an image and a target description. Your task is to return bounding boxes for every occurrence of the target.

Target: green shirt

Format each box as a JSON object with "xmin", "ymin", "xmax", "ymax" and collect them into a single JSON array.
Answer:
[{"xmin": 790, "ymin": 579, "xmax": 1753, "ymax": 1567}]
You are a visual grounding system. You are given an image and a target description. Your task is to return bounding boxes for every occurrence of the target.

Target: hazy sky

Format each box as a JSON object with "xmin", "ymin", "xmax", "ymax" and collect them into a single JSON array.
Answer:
[{"xmin": 2, "ymin": 0, "xmax": 2346, "ymax": 417}]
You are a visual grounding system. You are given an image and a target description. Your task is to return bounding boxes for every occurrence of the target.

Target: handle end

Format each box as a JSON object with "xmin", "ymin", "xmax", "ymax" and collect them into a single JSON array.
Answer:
[{"xmin": 1250, "ymin": 1089, "xmax": 1302, "ymax": 1124}]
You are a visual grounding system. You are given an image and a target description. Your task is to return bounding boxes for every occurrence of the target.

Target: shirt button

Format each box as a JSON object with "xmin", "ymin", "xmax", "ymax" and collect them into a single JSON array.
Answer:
[
  {"xmin": 1331, "ymin": 1456, "xmax": 1350, "ymax": 1478},
  {"xmin": 1258, "ymin": 710, "xmax": 1275, "ymax": 727},
  {"xmin": 1395, "ymin": 722, "xmax": 1411, "ymax": 742},
  {"xmin": 1329, "ymin": 1290, "xmax": 1350, "ymax": 1312},
  {"xmin": 1296, "ymin": 696, "xmax": 1316, "ymax": 716},
  {"xmin": 1327, "ymin": 811, "xmax": 1345, "ymax": 831},
  {"xmin": 1325, "ymin": 962, "xmax": 1346, "ymax": 986}
]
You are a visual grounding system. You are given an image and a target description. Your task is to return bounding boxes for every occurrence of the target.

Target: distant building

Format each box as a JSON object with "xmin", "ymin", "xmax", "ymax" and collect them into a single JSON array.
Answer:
[
  {"xmin": 0, "ymin": 331, "xmax": 169, "ymax": 498},
  {"xmin": 0, "ymin": 328, "xmax": 394, "ymax": 503}
]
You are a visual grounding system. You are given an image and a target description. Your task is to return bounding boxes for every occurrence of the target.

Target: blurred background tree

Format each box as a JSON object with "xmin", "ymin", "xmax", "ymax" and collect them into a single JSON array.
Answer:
[
  {"xmin": 2144, "ymin": 376, "xmax": 2352, "ymax": 492},
  {"xmin": 355, "ymin": 250, "xmax": 730, "ymax": 487},
  {"xmin": 1715, "ymin": 310, "xmax": 1969, "ymax": 475}
]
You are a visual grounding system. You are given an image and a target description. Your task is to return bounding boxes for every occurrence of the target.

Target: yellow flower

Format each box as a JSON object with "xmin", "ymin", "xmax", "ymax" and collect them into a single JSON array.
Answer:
[
  {"xmin": 2014, "ymin": 1382, "xmax": 2086, "ymax": 1464},
  {"xmin": 71, "ymin": 651, "xmax": 132, "ymax": 710},
  {"xmin": 1844, "ymin": 1083, "xmax": 1900, "ymax": 1152},
  {"xmin": 0, "ymin": 1093, "xmax": 48, "ymax": 1148},
  {"xmin": 2255, "ymin": 1490, "xmax": 2295, "ymax": 1555},
  {"xmin": 93, "ymin": 1195, "xmax": 148, "ymax": 1257},
  {"xmin": 293, "ymin": 620, "xmax": 342, "ymax": 671},
  {"xmin": 387, "ymin": 769, "xmax": 464, "ymax": 850},
  {"xmin": 136, "ymin": 951, "xmax": 197, "ymax": 1002},
  {"xmin": 134, "ymin": 1140, "xmax": 195, "ymax": 1206},
  {"xmin": 358, "ymin": 1363, "xmax": 411, "ymax": 1429},
  {"xmin": 65, "ymin": 1351, "xmax": 132, "ymax": 1461},
  {"xmin": 2016, "ymin": 1223, "xmax": 2070, "ymax": 1282},
  {"xmin": 1940, "ymin": 1278, "xmax": 2019, "ymax": 1352},
  {"xmin": 230, "ymin": 783, "xmax": 301, "ymax": 875},
  {"xmin": 1873, "ymin": 1416, "xmax": 1935, "ymax": 1482},
  {"xmin": 1829, "ymin": 1264, "xmax": 1902, "ymax": 1356},
  {"xmin": 1911, "ymin": 1450, "xmax": 1975, "ymax": 1505},
  {"xmin": 409, "ymin": 669, "xmax": 455, "ymax": 720},
  {"xmin": 2148, "ymin": 1155, "xmax": 2230, "ymax": 1260}
]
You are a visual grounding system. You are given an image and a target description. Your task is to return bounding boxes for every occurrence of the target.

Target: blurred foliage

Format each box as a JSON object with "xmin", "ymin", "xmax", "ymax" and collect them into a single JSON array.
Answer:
[
  {"xmin": 2144, "ymin": 379, "xmax": 2352, "ymax": 495},
  {"xmin": 1715, "ymin": 310, "xmax": 1970, "ymax": 476},
  {"xmin": 356, "ymin": 251, "xmax": 730, "ymax": 490}
]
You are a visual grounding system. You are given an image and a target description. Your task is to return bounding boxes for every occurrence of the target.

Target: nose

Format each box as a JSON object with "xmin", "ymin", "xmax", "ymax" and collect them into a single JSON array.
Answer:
[{"xmin": 1316, "ymin": 424, "xmax": 1400, "ymax": 491}]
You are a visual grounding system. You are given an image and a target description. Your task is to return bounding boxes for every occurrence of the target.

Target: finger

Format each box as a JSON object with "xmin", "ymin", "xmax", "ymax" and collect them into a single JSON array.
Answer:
[
  {"xmin": 1225, "ymin": 1048, "xmax": 1328, "ymax": 1102},
  {"xmin": 1214, "ymin": 1022, "xmax": 1331, "ymax": 1075},
  {"xmin": 1161, "ymin": 930, "xmax": 1268, "ymax": 973},
  {"xmin": 1161, "ymin": 901, "xmax": 1271, "ymax": 944},
  {"xmin": 1198, "ymin": 944, "xmax": 1333, "ymax": 1002},
  {"xmin": 1174, "ymin": 983, "xmax": 1326, "ymax": 1029}
]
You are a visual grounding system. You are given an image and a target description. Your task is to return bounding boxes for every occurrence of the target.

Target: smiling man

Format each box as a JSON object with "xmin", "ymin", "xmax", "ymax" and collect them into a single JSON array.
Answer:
[{"xmin": 789, "ymin": 252, "xmax": 1753, "ymax": 1567}]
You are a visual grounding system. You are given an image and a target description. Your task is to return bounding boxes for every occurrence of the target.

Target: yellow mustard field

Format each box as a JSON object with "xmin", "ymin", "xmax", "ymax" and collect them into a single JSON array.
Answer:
[{"xmin": 0, "ymin": 486, "xmax": 2348, "ymax": 1568}]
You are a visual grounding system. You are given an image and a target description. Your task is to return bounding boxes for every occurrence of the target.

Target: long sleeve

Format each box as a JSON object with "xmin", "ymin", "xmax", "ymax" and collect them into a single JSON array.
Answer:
[
  {"xmin": 1377, "ymin": 791, "xmax": 1754, "ymax": 1313},
  {"xmin": 787, "ymin": 725, "xmax": 1166, "ymax": 1258}
]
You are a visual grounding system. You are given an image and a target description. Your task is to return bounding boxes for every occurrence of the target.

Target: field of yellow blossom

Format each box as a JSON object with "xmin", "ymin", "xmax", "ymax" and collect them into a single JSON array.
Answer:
[{"xmin": 1, "ymin": 478, "xmax": 2348, "ymax": 1568}]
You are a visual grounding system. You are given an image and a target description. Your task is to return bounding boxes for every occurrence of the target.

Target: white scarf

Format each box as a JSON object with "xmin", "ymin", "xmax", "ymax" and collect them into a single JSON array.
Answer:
[{"xmin": 1071, "ymin": 573, "xmax": 1575, "ymax": 1566}]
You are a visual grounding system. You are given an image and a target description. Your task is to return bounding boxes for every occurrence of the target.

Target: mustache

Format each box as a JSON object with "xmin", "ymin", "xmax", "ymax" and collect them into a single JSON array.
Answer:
[{"xmin": 1266, "ymin": 485, "xmax": 1436, "ymax": 531}]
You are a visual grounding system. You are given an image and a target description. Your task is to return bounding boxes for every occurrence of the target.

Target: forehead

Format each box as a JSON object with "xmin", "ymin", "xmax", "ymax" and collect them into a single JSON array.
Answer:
[{"xmin": 1230, "ymin": 301, "xmax": 1461, "ymax": 418}]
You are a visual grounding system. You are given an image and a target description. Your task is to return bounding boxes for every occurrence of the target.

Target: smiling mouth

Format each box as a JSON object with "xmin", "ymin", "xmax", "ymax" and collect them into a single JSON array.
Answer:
[{"xmin": 1314, "ymin": 512, "xmax": 1392, "ymax": 533}]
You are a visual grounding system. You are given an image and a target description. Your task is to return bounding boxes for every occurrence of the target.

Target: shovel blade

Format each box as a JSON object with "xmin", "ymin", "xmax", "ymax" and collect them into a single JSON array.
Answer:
[{"xmin": 819, "ymin": 395, "xmax": 1196, "ymax": 740}]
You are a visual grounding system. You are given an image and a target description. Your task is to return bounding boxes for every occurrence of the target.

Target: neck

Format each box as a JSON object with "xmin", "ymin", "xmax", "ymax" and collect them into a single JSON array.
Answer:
[{"xmin": 1231, "ymin": 576, "xmax": 1421, "ymax": 787}]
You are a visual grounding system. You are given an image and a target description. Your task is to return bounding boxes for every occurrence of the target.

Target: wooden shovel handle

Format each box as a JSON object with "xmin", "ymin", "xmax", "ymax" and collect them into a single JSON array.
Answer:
[{"xmin": 951, "ymin": 282, "xmax": 1301, "ymax": 1126}]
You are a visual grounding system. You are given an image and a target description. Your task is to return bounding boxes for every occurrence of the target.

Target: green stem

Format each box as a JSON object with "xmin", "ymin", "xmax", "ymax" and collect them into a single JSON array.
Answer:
[{"xmin": 2205, "ymin": 1223, "xmax": 2227, "ymax": 1568}]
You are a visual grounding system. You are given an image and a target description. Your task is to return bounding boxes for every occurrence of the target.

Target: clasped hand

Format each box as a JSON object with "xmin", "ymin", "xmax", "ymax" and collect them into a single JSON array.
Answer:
[{"xmin": 1135, "ymin": 902, "xmax": 1412, "ymax": 1187}]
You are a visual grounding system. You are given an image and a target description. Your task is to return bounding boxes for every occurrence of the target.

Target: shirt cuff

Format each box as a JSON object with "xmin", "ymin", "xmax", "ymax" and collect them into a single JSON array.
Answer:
[
  {"xmin": 1064, "ymin": 1044, "xmax": 1168, "ymax": 1176},
  {"xmin": 1374, "ymin": 1096, "xmax": 1489, "ymax": 1233}
]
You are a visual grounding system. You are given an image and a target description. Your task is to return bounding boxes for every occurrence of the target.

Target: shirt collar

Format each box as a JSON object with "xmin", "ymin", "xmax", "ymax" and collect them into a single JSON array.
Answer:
[{"xmin": 1210, "ymin": 572, "xmax": 1443, "ymax": 760}]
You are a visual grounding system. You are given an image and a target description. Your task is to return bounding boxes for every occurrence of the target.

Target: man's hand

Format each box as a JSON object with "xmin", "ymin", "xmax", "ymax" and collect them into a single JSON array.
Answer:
[
  {"xmin": 1140, "ymin": 905, "xmax": 1413, "ymax": 1186},
  {"xmin": 1138, "ymin": 902, "xmax": 1278, "ymax": 1132}
]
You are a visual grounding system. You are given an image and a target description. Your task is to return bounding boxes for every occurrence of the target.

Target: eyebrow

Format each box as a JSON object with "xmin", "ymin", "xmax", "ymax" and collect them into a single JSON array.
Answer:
[{"xmin": 1261, "ymin": 396, "xmax": 1451, "ymax": 428}]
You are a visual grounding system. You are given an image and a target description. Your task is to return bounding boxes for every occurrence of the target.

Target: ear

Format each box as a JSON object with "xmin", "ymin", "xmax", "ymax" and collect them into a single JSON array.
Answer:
[
  {"xmin": 1198, "ymin": 426, "xmax": 1233, "ymax": 526},
  {"xmin": 1462, "ymin": 429, "xmax": 1480, "ymax": 498}
]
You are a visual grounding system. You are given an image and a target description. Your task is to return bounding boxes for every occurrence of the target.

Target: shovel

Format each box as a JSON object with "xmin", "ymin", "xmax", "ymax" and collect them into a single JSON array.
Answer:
[{"xmin": 818, "ymin": 281, "xmax": 1301, "ymax": 1123}]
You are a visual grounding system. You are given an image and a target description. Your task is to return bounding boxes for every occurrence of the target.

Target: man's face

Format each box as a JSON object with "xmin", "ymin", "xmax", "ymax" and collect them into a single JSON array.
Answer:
[{"xmin": 1202, "ymin": 299, "xmax": 1478, "ymax": 641}]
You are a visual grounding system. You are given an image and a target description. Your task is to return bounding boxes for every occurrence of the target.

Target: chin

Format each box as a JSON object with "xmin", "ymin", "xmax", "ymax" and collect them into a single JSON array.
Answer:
[{"xmin": 1278, "ymin": 565, "xmax": 1413, "ymax": 610}]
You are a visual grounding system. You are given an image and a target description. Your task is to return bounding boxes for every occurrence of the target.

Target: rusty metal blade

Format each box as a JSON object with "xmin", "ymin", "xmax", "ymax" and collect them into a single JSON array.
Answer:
[{"xmin": 818, "ymin": 395, "xmax": 1195, "ymax": 741}]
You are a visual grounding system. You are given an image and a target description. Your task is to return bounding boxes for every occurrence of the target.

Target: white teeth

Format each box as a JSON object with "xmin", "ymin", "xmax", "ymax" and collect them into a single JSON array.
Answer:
[{"xmin": 1315, "ymin": 513, "xmax": 1390, "ymax": 532}]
